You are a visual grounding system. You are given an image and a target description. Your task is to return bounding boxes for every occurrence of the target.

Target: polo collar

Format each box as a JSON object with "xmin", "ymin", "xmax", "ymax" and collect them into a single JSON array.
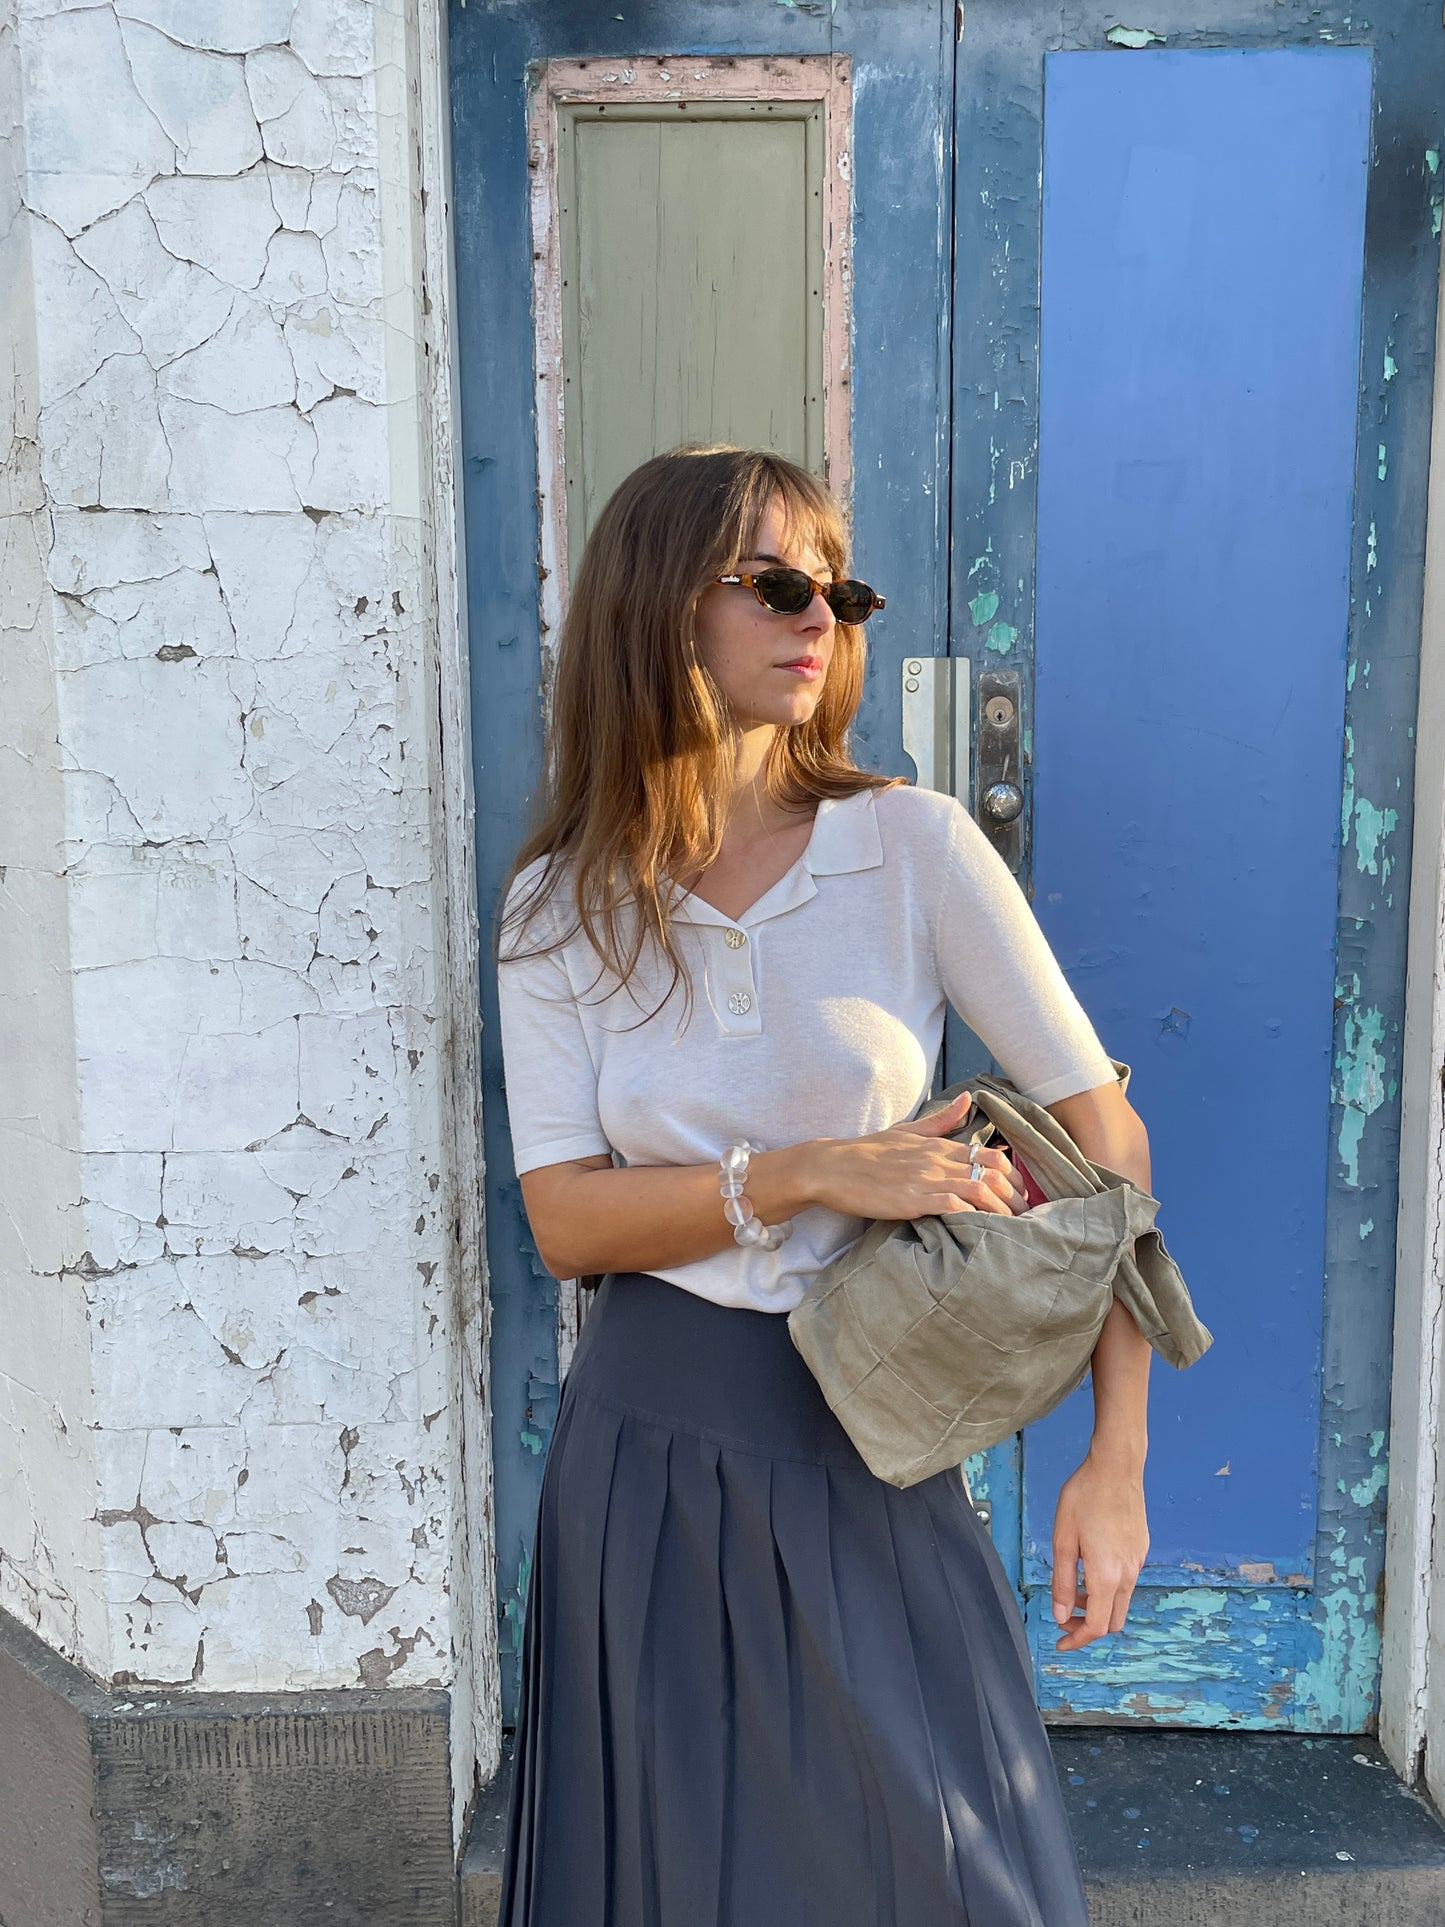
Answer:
[{"xmin": 671, "ymin": 788, "xmax": 884, "ymax": 929}]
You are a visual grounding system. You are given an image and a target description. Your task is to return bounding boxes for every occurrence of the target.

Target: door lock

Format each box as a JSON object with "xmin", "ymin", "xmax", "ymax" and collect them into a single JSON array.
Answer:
[
  {"xmin": 901, "ymin": 659, "xmax": 1023, "ymax": 871},
  {"xmin": 975, "ymin": 667, "xmax": 1025, "ymax": 871},
  {"xmin": 981, "ymin": 781, "xmax": 1024, "ymax": 824}
]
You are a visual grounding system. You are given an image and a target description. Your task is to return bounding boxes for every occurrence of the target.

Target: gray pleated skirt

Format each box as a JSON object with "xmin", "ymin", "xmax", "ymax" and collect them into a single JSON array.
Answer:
[{"xmin": 498, "ymin": 1270, "xmax": 1088, "ymax": 1927}]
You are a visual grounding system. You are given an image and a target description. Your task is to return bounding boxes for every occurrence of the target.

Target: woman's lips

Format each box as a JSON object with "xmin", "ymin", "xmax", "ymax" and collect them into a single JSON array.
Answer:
[{"xmin": 778, "ymin": 657, "xmax": 824, "ymax": 678}]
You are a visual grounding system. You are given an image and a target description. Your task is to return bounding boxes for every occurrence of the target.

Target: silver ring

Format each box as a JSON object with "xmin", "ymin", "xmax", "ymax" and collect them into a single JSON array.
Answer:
[{"xmin": 968, "ymin": 1159, "xmax": 984, "ymax": 1184}]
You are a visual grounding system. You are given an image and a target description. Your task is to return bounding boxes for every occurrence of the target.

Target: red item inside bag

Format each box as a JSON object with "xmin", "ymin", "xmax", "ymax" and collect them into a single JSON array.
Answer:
[{"xmin": 1003, "ymin": 1142, "xmax": 1049, "ymax": 1211}]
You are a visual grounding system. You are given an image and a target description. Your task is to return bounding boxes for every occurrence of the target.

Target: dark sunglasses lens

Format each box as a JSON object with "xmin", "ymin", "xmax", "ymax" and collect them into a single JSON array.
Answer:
[
  {"xmin": 826, "ymin": 579, "xmax": 879, "ymax": 624},
  {"xmin": 755, "ymin": 567, "xmax": 816, "ymax": 615}
]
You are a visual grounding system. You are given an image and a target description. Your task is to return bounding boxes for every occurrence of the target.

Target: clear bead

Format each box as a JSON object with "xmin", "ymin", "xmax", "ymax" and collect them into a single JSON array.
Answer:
[
  {"xmin": 722, "ymin": 1144, "xmax": 749, "ymax": 1174},
  {"xmin": 719, "ymin": 1173, "xmax": 744, "ymax": 1198},
  {"xmin": 734, "ymin": 1217, "xmax": 766, "ymax": 1246},
  {"xmin": 724, "ymin": 1195, "xmax": 755, "ymax": 1227}
]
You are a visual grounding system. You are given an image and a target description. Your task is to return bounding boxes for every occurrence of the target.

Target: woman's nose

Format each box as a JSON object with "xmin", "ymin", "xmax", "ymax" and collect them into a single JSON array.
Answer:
[{"xmin": 799, "ymin": 590, "xmax": 833, "ymax": 633}]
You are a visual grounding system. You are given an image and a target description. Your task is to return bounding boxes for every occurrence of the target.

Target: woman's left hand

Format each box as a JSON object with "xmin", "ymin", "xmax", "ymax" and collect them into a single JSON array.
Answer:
[{"xmin": 1050, "ymin": 1452, "xmax": 1149, "ymax": 1651}]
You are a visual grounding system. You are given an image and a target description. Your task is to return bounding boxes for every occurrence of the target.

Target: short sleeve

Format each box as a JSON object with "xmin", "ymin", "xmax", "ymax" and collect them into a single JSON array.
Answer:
[
  {"xmin": 931, "ymin": 798, "xmax": 1117, "ymax": 1106},
  {"xmin": 496, "ymin": 869, "xmax": 614, "ymax": 1175}
]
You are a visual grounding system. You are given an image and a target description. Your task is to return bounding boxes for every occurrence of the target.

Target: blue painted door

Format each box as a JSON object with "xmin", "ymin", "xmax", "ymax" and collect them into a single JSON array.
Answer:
[
  {"xmin": 449, "ymin": 0, "xmax": 956, "ymax": 1722},
  {"xmin": 951, "ymin": 11, "xmax": 1443, "ymax": 1729},
  {"xmin": 451, "ymin": 2, "xmax": 1444, "ymax": 1732}
]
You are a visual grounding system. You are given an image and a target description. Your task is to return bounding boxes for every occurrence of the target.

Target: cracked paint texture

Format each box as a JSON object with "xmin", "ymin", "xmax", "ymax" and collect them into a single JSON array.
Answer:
[{"xmin": 1, "ymin": 0, "xmax": 470, "ymax": 1700}]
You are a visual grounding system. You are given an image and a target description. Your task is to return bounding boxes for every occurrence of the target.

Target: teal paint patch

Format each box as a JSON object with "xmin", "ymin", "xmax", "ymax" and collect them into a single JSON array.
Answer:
[
  {"xmin": 986, "ymin": 620, "xmax": 1019, "ymax": 653},
  {"xmin": 1427, "ymin": 147, "xmax": 1440, "ymax": 174},
  {"xmin": 1334, "ymin": 998, "xmax": 1387, "ymax": 1188},
  {"xmin": 501, "ymin": 1540, "xmax": 534, "ymax": 1661},
  {"xmin": 1352, "ymin": 797, "xmax": 1398, "ymax": 876},
  {"xmin": 1293, "ymin": 1581, "xmax": 1381, "ymax": 1732},
  {"xmin": 519, "ymin": 1428, "xmax": 545, "ymax": 1454},
  {"xmin": 1377, "ymin": 442, "xmax": 1387, "ymax": 481},
  {"xmin": 1349, "ymin": 1460, "xmax": 1387, "ymax": 1508},
  {"xmin": 1340, "ymin": 723, "xmax": 1355, "ymax": 845},
  {"xmin": 970, "ymin": 589, "xmax": 1001, "ymax": 626},
  {"xmin": 1383, "ymin": 351, "xmax": 1397, "ymax": 382},
  {"xmin": 1359, "ymin": 1217, "xmax": 1373, "ymax": 1239},
  {"xmin": 1106, "ymin": 24, "xmax": 1166, "ymax": 48},
  {"xmin": 1366, "ymin": 520, "xmax": 1377, "ymax": 571}
]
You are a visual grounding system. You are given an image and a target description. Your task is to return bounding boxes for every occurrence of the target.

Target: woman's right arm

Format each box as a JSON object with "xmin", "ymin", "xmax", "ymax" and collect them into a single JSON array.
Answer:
[
  {"xmin": 520, "ymin": 1093, "xmax": 1022, "ymax": 1281},
  {"xmin": 499, "ymin": 874, "xmax": 1023, "ymax": 1280}
]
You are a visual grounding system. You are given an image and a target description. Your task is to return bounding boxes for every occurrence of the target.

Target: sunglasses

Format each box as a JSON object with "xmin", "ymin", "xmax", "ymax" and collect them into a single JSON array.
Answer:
[{"xmin": 713, "ymin": 567, "xmax": 887, "ymax": 626}]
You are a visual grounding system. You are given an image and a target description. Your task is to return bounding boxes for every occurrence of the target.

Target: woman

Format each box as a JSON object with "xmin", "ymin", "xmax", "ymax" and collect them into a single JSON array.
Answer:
[{"xmin": 495, "ymin": 445, "xmax": 1152, "ymax": 1925}]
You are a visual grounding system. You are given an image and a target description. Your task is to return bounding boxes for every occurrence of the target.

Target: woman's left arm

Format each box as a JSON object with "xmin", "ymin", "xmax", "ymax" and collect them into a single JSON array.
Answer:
[{"xmin": 1043, "ymin": 1078, "xmax": 1154, "ymax": 1652}]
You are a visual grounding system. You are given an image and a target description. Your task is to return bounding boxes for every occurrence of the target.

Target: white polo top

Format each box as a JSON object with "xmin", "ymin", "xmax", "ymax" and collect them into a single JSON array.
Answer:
[{"xmin": 497, "ymin": 782, "xmax": 1116, "ymax": 1313}]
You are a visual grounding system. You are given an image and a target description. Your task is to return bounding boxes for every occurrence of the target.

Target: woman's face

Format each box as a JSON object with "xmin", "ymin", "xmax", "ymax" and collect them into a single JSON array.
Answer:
[{"xmin": 692, "ymin": 496, "xmax": 837, "ymax": 731}]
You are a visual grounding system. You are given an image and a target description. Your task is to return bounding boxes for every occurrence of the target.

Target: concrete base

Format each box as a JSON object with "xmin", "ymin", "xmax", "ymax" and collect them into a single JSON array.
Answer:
[
  {"xmin": 1058, "ymin": 1729, "xmax": 1445, "ymax": 1924},
  {"xmin": 458, "ymin": 1735, "xmax": 513, "ymax": 1927},
  {"xmin": 0, "ymin": 1608, "xmax": 456, "ymax": 1926},
  {"xmin": 459, "ymin": 1728, "xmax": 1445, "ymax": 1926}
]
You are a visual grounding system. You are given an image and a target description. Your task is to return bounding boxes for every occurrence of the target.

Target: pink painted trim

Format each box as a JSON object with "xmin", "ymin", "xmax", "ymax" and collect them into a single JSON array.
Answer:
[{"xmin": 526, "ymin": 52, "xmax": 856, "ymax": 674}]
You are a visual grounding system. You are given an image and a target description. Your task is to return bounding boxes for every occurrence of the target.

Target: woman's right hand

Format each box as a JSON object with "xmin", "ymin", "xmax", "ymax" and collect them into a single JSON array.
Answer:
[{"xmin": 791, "ymin": 1090, "xmax": 1029, "ymax": 1221}]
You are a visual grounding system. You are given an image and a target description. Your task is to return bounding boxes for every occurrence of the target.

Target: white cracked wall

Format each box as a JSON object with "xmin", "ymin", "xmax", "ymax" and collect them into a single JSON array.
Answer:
[{"xmin": 0, "ymin": 0, "xmax": 492, "ymax": 1775}]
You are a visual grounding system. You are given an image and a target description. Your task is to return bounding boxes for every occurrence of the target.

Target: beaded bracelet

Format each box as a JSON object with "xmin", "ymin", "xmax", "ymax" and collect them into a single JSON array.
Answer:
[{"xmin": 718, "ymin": 1140, "xmax": 794, "ymax": 1252}]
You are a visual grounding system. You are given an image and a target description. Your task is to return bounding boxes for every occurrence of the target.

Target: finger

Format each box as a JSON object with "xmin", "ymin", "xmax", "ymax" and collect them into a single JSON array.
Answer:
[
  {"xmin": 1062, "ymin": 1569, "xmax": 1120, "ymax": 1651},
  {"xmin": 966, "ymin": 1178, "xmax": 1013, "ymax": 1216},
  {"xmin": 926, "ymin": 1193, "xmax": 977, "ymax": 1216},
  {"xmin": 903, "ymin": 1091, "xmax": 972, "ymax": 1137},
  {"xmin": 948, "ymin": 1143, "xmax": 1028, "ymax": 1213},
  {"xmin": 1108, "ymin": 1576, "xmax": 1138, "ymax": 1635},
  {"xmin": 1051, "ymin": 1545, "xmax": 1080, "ymax": 1627}
]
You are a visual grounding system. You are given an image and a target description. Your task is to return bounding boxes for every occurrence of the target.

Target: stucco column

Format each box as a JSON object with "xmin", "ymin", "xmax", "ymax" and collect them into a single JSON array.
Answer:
[{"xmin": 0, "ymin": 0, "xmax": 494, "ymax": 1842}]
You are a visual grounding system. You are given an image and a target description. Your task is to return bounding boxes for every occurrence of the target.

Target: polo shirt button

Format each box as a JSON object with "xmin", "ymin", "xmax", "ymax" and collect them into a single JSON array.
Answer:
[
  {"xmin": 727, "ymin": 991, "xmax": 753, "ymax": 1015},
  {"xmin": 724, "ymin": 928, "xmax": 748, "ymax": 948}
]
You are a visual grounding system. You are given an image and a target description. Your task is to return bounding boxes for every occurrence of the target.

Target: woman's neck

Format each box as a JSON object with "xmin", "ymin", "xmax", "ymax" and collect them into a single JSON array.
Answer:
[{"xmin": 723, "ymin": 727, "xmax": 806, "ymax": 844}]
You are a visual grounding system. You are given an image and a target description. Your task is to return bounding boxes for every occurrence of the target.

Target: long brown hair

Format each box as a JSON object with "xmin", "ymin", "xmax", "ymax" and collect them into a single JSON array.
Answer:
[{"xmin": 498, "ymin": 444, "xmax": 902, "ymax": 1014}]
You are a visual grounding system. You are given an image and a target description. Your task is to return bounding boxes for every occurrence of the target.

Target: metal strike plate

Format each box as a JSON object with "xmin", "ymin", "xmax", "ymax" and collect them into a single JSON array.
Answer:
[
  {"xmin": 901, "ymin": 657, "xmax": 948, "ymax": 793},
  {"xmin": 901, "ymin": 657, "xmax": 971, "ymax": 803},
  {"xmin": 975, "ymin": 666, "xmax": 1024, "ymax": 873}
]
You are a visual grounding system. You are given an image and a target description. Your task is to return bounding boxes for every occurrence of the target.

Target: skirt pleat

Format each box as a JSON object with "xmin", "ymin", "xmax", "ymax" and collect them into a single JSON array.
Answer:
[{"xmin": 498, "ymin": 1271, "xmax": 1088, "ymax": 1927}]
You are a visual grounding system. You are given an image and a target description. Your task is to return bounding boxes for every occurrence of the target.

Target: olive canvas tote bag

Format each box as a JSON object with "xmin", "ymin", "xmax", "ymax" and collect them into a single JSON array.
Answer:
[{"xmin": 786, "ymin": 1064, "xmax": 1213, "ymax": 1490}]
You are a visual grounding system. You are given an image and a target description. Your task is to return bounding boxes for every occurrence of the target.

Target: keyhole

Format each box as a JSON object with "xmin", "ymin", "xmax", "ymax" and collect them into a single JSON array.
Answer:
[{"xmin": 984, "ymin": 695, "xmax": 1015, "ymax": 729}]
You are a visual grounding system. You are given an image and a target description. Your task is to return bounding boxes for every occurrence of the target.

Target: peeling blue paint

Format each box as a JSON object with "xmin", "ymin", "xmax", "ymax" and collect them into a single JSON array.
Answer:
[
  {"xmin": 1334, "ymin": 997, "xmax": 1387, "ymax": 1187},
  {"xmin": 986, "ymin": 620, "xmax": 1019, "ymax": 653},
  {"xmin": 1377, "ymin": 441, "xmax": 1387, "ymax": 481},
  {"xmin": 970, "ymin": 589, "xmax": 1000, "ymax": 625},
  {"xmin": 1352, "ymin": 796, "xmax": 1398, "ymax": 876},
  {"xmin": 1340, "ymin": 723, "xmax": 1355, "ymax": 845},
  {"xmin": 1349, "ymin": 1460, "xmax": 1388, "ymax": 1508},
  {"xmin": 1106, "ymin": 25, "xmax": 1166, "ymax": 49}
]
